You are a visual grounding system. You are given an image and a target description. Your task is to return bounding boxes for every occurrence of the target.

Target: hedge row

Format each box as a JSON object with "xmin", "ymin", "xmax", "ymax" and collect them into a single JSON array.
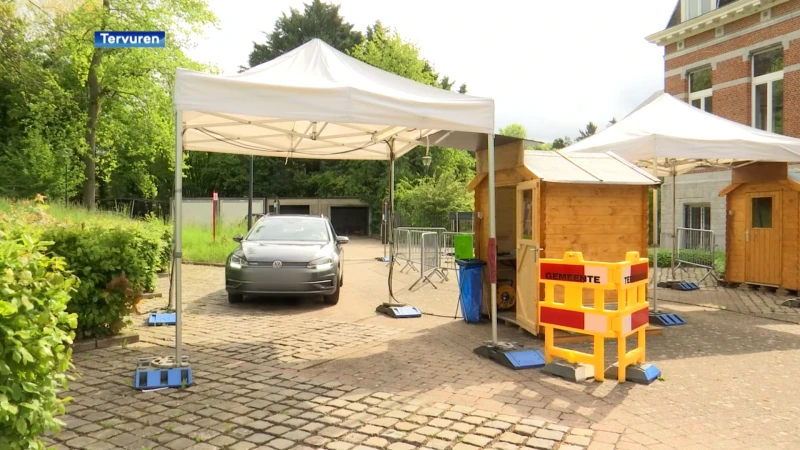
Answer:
[
  {"xmin": 2, "ymin": 201, "xmax": 172, "ymax": 339},
  {"xmin": 647, "ymin": 248, "xmax": 726, "ymax": 275},
  {"xmin": 0, "ymin": 213, "xmax": 79, "ymax": 448}
]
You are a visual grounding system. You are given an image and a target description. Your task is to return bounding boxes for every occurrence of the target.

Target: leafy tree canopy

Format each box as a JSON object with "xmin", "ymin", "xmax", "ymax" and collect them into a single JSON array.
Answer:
[
  {"xmin": 248, "ymin": 0, "xmax": 363, "ymax": 67},
  {"xmin": 498, "ymin": 123, "xmax": 527, "ymax": 139}
]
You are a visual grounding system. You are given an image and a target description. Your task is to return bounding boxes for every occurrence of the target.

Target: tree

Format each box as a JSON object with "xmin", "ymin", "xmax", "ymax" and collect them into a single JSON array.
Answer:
[
  {"xmin": 498, "ymin": 123, "xmax": 527, "ymax": 139},
  {"xmin": 608, "ymin": 117, "xmax": 617, "ymax": 127},
  {"xmin": 552, "ymin": 137, "xmax": 572, "ymax": 149},
  {"xmin": 576, "ymin": 122, "xmax": 598, "ymax": 142},
  {"xmin": 395, "ymin": 169, "xmax": 474, "ymax": 225},
  {"xmin": 248, "ymin": 0, "xmax": 363, "ymax": 67},
  {"xmin": 458, "ymin": 83, "xmax": 467, "ymax": 94},
  {"xmin": 7, "ymin": 0, "xmax": 217, "ymax": 208},
  {"xmin": 349, "ymin": 21, "xmax": 440, "ymax": 85}
]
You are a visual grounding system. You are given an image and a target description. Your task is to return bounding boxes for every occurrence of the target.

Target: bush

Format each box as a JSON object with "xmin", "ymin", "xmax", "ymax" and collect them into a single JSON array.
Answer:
[
  {"xmin": 44, "ymin": 222, "xmax": 162, "ymax": 338},
  {"xmin": 2, "ymin": 198, "xmax": 166, "ymax": 338},
  {"xmin": 647, "ymin": 248, "xmax": 726, "ymax": 275},
  {"xmin": 145, "ymin": 214, "xmax": 172, "ymax": 274},
  {"xmin": 0, "ymin": 229, "xmax": 79, "ymax": 450}
]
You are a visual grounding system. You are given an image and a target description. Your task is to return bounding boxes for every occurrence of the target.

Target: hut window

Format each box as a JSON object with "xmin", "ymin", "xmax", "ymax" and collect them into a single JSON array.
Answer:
[
  {"xmin": 751, "ymin": 197, "xmax": 773, "ymax": 228},
  {"xmin": 521, "ymin": 189, "xmax": 533, "ymax": 239}
]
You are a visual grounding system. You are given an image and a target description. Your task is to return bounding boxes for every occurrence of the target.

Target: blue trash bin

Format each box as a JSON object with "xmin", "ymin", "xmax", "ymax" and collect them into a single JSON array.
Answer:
[{"xmin": 456, "ymin": 259, "xmax": 485, "ymax": 324}]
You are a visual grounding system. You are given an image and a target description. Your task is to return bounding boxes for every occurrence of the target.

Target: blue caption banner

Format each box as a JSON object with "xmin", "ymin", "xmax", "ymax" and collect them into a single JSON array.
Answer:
[{"xmin": 94, "ymin": 31, "xmax": 166, "ymax": 48}]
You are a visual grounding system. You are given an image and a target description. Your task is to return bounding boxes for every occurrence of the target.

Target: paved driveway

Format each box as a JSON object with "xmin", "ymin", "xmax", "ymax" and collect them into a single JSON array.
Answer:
[{"xmin": 53, "ymin": 239, "xmax": 800, "ymax": 450}]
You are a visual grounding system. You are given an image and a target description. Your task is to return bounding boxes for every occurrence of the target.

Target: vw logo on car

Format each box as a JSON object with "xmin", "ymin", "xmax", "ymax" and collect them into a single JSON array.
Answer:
[{"xmin": 272, "ymin": 260, "xmax": 283, "ymax": 269}]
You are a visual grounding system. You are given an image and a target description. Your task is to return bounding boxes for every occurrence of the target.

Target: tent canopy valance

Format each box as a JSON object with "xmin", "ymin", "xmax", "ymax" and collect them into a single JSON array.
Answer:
[{"xmin": 174, "ymin": 39, "xmax": 495, "ymax": 160}]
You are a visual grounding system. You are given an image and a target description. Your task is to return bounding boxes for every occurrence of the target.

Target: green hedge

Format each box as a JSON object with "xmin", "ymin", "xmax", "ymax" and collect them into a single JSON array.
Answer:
[
  {"xmin": 0, "ymin": 229, "xmax": 78, "ymax": 449},
  {"xmin": 44, "ymin": 222, "xmax": 162, "ymax": 338},
  {"xmin": 2, "ymin": 200, "xmax": 168, "ymax": 339},
  {"xmin": 647, "ymin": 248, "xmax": 726, "ymax": 275}
]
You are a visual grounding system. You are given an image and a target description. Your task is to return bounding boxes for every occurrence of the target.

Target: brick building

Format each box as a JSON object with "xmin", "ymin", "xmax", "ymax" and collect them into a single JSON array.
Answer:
[{"xmin": 645, "ymin": 0, "xmax": 800, "ymax": 251}]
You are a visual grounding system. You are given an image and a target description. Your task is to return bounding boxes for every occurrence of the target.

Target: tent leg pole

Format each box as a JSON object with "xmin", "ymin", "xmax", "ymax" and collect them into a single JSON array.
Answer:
[
  {"xmin": 488, "ymin": 134, "xmax": 498, "ymax": 346},
  {"xmin": 174, "ymin": 110, "xmax": 184, "ymax": 365},
  {"xmin": 652, "ymin": 157, "xmax": 658, "ymax": 313},
  {"xmin": 671, "ymin": 169, "xmax": 677, "ymax": 279},
  {"xmin": 248, "ymin": 155, "xmax": 254, "ymax": 230},
  {"xmin": 387, "ymin": 146, "xmax": 395, "ymax": 304}
]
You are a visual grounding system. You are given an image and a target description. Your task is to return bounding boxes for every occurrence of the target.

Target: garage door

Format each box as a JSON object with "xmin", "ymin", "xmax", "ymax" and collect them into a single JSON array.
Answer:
[
  {"xmin": 330, "ymin": 206, "xmax": 369, "ymax": 236},
  {"xmin": 279, "ymin": 204, "xmax": 310, "ymax": 215}
]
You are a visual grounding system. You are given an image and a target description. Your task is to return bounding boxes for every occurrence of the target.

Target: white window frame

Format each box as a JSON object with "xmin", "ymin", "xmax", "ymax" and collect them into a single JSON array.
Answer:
[
  {"xmin": 688, "ymin": 68, "xmax": 713, "ymax": 113},
  {"xmin": 751, "ymin": 49, "xmax": 784, "ymax": 133},
  {"xmin": 683, "ymin": 0, "xmax": 717, "ymax": 21}
]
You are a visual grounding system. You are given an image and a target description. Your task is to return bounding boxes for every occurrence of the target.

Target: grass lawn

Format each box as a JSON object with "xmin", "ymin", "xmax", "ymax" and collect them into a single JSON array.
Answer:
[
  {"xmin": 182, "ymin": 221, "xmax": 247, "ymax": 264},
  {"xmin": 2, "ymin": 198, "xmax": 243, "ymax": 265}
]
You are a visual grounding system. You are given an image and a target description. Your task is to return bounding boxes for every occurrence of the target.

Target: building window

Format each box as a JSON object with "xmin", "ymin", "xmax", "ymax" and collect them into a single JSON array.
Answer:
[
  {"xmin": 684, "ymin": 0, "xmax": 716, "ymax": 21},
  {"xmin": 689, "ymin": 67, "xmax": 713, "ymax": 113},
  {"xmin": 683, "ymin": 203, "xmax": 711, "ymax": 249},
  {"xmin": 752, "ymin": 47, "xmax": 784, "ymax": 134},
  {"xmin": 684, "ymin": 204, "xmax": 711, "ymax": 230}
]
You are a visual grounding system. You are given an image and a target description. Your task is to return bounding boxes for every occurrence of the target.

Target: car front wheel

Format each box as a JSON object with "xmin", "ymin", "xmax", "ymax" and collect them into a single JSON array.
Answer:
[
  {"xmin": 228, "ymin": 293, "xmax": 244, "ymax": 303},
  {"xmin": 323, "ymin": 286, "xmax": 340, "ymax": 305}
]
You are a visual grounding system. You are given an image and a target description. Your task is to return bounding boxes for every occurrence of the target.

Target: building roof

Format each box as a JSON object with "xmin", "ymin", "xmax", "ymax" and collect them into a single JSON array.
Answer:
[
  {"xmin": 523, "ymin": 151, "xmax": 660, "ymax": 185},
  {"xmin": 648, "ymin": 0, "xmax": 784, "ymax": 46}
]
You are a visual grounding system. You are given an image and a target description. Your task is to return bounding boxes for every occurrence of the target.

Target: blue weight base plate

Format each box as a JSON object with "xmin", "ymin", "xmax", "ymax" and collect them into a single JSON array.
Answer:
[
  {"xmin": 376, "ymin": 303, "xmax": 421, "ymax": 318},
  {"xmin": 650, "ymin": 312, "xmax": 686, "ymax": 326},
  {"xmin": 133, "ymin": 357, "xmax": 192, "ymax": 390},
  {"xmin": 474, "ymin": 343, "xmax": 545, "ymax": 370},
  {"xmin": 604, "ymin": 363, "xmax": 661, "ymax": 385},
  {"xmin": 147, "ymin": 313, "xmax": 176, "ymax": 326}
]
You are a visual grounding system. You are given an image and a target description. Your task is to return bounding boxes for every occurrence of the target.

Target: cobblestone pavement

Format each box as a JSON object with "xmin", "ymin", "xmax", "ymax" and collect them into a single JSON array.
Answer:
[
  {"xmin": 651, "ymin": 268, "xmax": 800, "ymax": 324},
  {"xmin": 53, "ymin": 239, "xmax": 800, "ymax": 450}
]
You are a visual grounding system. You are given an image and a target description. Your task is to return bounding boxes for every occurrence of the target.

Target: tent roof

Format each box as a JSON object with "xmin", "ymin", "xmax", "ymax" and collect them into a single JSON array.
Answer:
[
  {"xmin": 562, "ymin": 92, "xmax": 800, "ymax": 175},
  {"xmin": 524, "ymin": 151, "xmax": 659, "ymax": 185},
  {"xmin": 173, "ymin": 39, "xmax": 495, "ymax": 160}
]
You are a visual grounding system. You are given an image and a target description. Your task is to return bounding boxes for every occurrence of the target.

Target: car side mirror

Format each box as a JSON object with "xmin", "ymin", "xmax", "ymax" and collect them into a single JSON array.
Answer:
[
  {"xmin": 233, "ymin": 235, "xmax": 243, "ymax": 243},
  {"xmin": 336, "ymin": 236, "xmax": 349, "ymax": 245}
]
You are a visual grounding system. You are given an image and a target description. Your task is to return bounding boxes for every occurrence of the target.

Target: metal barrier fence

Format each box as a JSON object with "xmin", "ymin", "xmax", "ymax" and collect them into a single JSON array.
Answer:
[
  {"xmin": 409, "ymin": 232, "xmax": 448, "ymax": 291},
  {"xmin": 675, "ymin": 227, "xmax": 717, "ymax": 282},
  {"xmin": 392, "ymin": 227, "xmax": 446, "ymax": 273}
]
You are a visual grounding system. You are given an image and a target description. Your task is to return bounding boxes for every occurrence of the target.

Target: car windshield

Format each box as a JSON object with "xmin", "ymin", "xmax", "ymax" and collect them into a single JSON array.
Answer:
[{"xmin": 246, "ymin": 218, "xmax": 330, "ymax": 242}]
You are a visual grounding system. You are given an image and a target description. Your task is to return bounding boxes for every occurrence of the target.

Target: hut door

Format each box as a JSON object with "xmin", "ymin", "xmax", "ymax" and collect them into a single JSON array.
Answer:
[
  {"xmin": 745, "ymin": 191, "xmax": 782, "ymax": 286},
  {"xmin": 516, "ymin": 180, "xmax": 540, "ymax": 335}
]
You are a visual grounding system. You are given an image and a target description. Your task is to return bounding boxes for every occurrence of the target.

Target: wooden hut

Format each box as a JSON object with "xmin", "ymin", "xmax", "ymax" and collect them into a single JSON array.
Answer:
[
  {"xmin": 467, "ymin": 141, "xmax": 660, "ymax": 336},
  {"xmin": 719, "ymin": 162, "xmax": 800, "ymax": 291}
]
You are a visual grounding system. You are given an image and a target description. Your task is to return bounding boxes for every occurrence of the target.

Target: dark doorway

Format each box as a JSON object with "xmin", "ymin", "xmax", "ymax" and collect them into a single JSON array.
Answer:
[{"xmin": 330, "ymin": 206, "xmax": 369, "ymax": 236}]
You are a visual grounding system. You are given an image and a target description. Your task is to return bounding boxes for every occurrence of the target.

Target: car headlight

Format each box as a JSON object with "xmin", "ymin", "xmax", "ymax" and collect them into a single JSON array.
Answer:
[
  {"xmin": 307, "ymin": 256, "xmax": 333, "ymax": 270},
  {"xmin": 229, "ymin": 255, "xmax": 248, "ymax": 269}
]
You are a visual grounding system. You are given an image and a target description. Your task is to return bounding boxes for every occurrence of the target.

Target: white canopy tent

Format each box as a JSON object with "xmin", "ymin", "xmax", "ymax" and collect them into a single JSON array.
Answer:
[
  {"xmin": 563, "ymin": 91, "xmax": 800, "ymax": 311},
  {"xmin": 171, "ymin": 38, "xmax": 504, "ymax": 365}
]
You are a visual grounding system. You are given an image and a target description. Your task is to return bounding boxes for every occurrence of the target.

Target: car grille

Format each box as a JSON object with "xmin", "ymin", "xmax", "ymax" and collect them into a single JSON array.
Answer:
[{"xmin": 247, "ymin": 261, "xmax": 308, "ymax": 267}]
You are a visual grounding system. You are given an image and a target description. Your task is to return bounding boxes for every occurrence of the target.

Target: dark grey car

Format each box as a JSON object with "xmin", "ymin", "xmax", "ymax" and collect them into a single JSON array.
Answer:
[{"xmin": 225, "ymin": 214, "xmax": 348, "ymax": 305}]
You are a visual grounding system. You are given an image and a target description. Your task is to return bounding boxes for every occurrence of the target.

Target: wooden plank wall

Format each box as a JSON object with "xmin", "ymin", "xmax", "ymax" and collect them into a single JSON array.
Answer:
[
  {"xmin": 542, "ymin": 183, "xmax": 649, "ymax": 261},
  {"xmin": 475, "ymin": 141, "xmax": 523, "ymax": 174},
  {"xmin": 540, "ymin": 183, "xmax": 650, "ymax": 305},
  {"xmin": 725, "ymin": 182, "xmax": 800, "ymax": 290}
]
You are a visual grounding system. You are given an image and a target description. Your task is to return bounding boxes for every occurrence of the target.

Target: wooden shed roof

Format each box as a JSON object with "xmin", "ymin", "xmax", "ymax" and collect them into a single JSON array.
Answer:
[{"xmin": 523, "ymin": 151, "xmax": 660, "ymax": 185}]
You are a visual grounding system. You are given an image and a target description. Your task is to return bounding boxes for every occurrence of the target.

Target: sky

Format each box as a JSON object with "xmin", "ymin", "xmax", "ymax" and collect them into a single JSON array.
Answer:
[{"xmin": 186, "ymin": 0, "xmax": 679, "ymax": 142}]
